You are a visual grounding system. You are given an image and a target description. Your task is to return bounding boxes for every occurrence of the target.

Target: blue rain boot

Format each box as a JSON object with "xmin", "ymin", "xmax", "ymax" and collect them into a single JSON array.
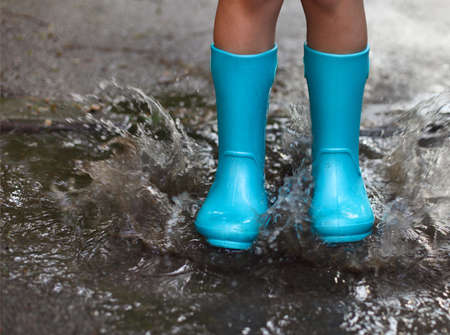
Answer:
[
  {"xmin": 195, "ymin": 44, "xmax": 277, "ymax": 250},
  {"xmin": 303, "ymin": 43, "xmax": 374, "ymax": 243}
]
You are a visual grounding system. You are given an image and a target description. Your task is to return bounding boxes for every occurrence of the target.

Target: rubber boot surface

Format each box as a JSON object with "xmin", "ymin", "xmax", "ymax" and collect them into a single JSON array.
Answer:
[
  {"xmin": 195, "ymin": 44, "xmax": 277, "ymax": 250},
  {"xmin": 304, "ymin": 44, "xmax": 374, "ymax": 243}
]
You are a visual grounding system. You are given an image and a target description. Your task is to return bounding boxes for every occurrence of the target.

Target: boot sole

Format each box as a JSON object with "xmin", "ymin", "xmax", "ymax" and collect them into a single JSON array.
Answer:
[
  {"xmin": 318, "ymin": 230, "xmax": 372, "ymax": 244},
  {"xmin": 207, "ymin": 239, "xmax": 253, "ymax": 250}
]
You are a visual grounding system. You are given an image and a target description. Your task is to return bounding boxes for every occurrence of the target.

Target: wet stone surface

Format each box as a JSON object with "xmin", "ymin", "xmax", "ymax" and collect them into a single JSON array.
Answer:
[{"xmin": 1, "ymin": 1, "xmax": 450, "ymax": 334}]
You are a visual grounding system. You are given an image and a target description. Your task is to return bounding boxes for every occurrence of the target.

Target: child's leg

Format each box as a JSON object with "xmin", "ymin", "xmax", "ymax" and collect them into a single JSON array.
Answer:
[
  {"xmin": 300, "ymin": 0, "xmax": 367, "ymax": 53},
  {"xmin": 195, "ymin": 1, "xmax": 283, "ymax": 250},
  {"xmin": 301, "ymin": 0, "xmax": 374, "ymax": 242},
  {"xmin": 214, "ymin": 0, "xmax": 284, "ymax": 54}
]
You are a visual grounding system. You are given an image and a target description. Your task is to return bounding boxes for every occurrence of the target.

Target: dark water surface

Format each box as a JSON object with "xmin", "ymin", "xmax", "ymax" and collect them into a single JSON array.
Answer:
[
  {"xmin": 1, "ymin": 86, "xmax": 449, "ymax": 334},
  {"xmin": 1, "ymin": 0, "xmax": 450, "ymax": 334}
]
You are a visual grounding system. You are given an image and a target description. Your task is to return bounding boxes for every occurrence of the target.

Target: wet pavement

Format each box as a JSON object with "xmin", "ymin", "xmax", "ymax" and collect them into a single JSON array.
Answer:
[
  {"xmin": 1, "ymin": 1, "xmax": 450, "ymax": 334},
  {"xmin": 1, "ymin": 0, "xmax": 449, "ymax": 103}
]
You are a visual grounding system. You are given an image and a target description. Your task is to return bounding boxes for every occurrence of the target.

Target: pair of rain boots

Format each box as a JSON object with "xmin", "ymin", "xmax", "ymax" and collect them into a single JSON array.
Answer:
[{"xmin": 195, "ymin": 43, "xmax": 374, "ymax": 250}]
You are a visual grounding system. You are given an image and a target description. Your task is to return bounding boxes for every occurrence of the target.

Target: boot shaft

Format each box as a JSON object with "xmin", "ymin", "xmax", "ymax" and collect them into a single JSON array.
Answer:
[
  {"xmin": 211, "ymin": 44, "xmax": 278, "ymax": 171},
  {"xmin": 303, "ymin": 44, "xmax": 369, "ymax": 166}
]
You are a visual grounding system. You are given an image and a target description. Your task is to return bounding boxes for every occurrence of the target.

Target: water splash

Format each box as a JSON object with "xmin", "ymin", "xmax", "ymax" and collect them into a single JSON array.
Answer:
[
  {"xmin": 260, "ymin": 92, "xmax": 450, "ymax": 276},
  {"xmin": 369, "ymin": 92, "xmax": 450, "ymax": 275},
  {"xmin": 56, "ymin": 82, "xmax": 450, "ymax": 279},
  {"xmin": 56, "ymin": 81, "xmax": 214, "ymax": 257}
]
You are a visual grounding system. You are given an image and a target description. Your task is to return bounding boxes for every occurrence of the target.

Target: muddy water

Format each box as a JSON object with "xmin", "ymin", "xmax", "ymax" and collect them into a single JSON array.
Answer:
[
  {"xmin": 1, "ymin": 84, "xmax": 449, "ymax": 334},
  {"xmin": 1, "ymin": 0, "xmax": 450, "ymax": 334}
]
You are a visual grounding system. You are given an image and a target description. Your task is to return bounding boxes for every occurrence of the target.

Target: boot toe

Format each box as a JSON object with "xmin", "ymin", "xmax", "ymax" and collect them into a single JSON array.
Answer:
[
  {"xmin": 195, "ymin": 198, "xmax": 266, "ymax": 250},
  {"xmin": 312, "ymin": 213, "xmax": 374, "ymax": 243}
]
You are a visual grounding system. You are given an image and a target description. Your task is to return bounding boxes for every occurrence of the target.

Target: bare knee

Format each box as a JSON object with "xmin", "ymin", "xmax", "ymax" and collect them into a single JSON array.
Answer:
[
  {"xmin": 227, "ymin": 0, "xmax": 284, "ymax": 17},
  {"xmin": 302, "ymin": 0, "xmax": 341, "ymax": 13}
]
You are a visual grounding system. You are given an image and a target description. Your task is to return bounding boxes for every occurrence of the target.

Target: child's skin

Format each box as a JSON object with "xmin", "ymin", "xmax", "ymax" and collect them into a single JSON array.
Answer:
[
  {"xmin": 197, "ymin": 0, "xmax": 373, "ymax": 248},
  {"xmin": 214, "ymin": 0, "xmax": 368, "ymax": 55}
]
